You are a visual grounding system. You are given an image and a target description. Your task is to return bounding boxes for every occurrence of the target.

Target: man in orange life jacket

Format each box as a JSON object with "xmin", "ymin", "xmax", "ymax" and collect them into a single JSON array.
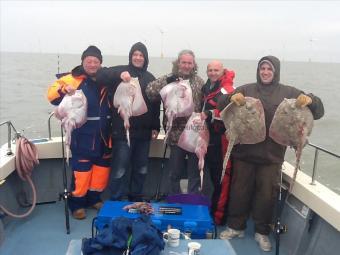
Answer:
[
  {"xmin": 201, "ymin": 60, "xmax": 235, "ymax": 225},
  {"xmin": 47, "ymin": 46, "xmax": 112, "ymax": 219}
]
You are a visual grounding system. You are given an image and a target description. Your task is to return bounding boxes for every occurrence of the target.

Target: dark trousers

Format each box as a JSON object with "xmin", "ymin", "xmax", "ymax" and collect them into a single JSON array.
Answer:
[
  {"xmin": 109, "ymin": 139, "xmax": 150, "ymax": 201},
  {"xmin": 206, "ymin": 142, "xmax": 224, "ymax": 212},
  {"xmin": 168, "ymin": 145, "xmax": 201, "ymax": 195},
  {"xmin": 227, "ymin": 159, "xmax": 280, "ymax": 235}
]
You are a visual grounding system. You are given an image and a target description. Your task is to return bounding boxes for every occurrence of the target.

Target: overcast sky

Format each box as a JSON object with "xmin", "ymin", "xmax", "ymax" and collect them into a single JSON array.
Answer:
[{"xmin": 1, "ymin": 0, "xmax": 340, "ymax": 63}]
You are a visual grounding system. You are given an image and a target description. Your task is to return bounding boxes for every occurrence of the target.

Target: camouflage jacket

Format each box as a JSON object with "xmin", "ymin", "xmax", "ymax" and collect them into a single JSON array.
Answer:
[{"xmin": 146, "ymin": 74, "xmax": 205, "ymax": 145}]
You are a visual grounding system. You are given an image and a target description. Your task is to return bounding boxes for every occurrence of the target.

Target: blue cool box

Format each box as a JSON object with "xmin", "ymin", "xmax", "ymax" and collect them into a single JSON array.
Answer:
[{"xmin": 95, "ymin": 201, "xmax": 214, "ymax": 239}]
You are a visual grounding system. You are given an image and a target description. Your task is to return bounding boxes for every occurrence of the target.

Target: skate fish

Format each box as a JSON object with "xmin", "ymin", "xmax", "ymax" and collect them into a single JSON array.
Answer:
[
  {"xmin": 113, "ymin": 78, "xmax": 147, "ymax": 146},
  {"xmin": 54, "ymin": 90, "xmax": 87, "ymax": 163},
  {"xmin": 269, "ymin": 98, "xmax": 314, "ymax": 192},
  {"xmin": 178, "ymin": 112, "xmax": 210, "ymax": 190},
  {"xmin": 160, "ymin": 79, "xmax": 194, "ymax": 143},
  {"xmin": 220, "ymin": 97, "xmax": 266, "ymax": 183}
]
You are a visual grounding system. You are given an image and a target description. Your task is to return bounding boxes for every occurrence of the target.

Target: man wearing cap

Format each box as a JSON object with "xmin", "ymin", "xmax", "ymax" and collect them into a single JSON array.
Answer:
[
  {"xmin": 47, "ymin": 45, "xmax": 112, "ymax": 219},
  {"xmin": 217, "ymin": 55, "xmax": 324, "ymax": 251}
]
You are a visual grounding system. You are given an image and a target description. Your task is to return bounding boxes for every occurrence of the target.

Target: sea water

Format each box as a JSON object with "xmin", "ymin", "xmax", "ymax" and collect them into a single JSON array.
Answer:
[{"xmin": 0, "ymin": 52, "xmax": 339, "ymax": 193}]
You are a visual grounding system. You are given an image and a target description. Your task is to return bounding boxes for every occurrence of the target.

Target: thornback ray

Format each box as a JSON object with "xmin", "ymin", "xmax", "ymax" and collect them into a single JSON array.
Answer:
[
  {"xmin": 160, "ymin": 79, "xmax": 194, "ymax": 144},
  {"xmin": 113, "ymin": 78, "xmax": 147, "ymax": 146},
  {"xmin": 54, "ymin": 90, "xmax": 87, "ymax": 164},
  {"xmin": 269, "ymin": 98, "xmax": 314, "ymax": 192},
  {"xmin": 178, "ymin": 112, "xmax": 209, "ymax": 191},
  {"xmin": 220, "ymin": 97, "xmax": 266, "ymax": 183}
]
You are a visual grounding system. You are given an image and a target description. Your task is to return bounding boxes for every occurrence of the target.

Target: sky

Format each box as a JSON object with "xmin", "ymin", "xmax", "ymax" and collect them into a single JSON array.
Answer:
[{"xmin": 1, "ymin": 0, "xmax": 340, "ymax": 63}]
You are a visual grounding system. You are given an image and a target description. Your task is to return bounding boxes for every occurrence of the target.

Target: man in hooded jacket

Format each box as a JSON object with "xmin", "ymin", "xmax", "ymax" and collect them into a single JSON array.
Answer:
[
  {"xmin": 96, "ymin": 42, "xmax": 160, "ymax": 202},
  {"xmin": 217, "ymin": 55, "xmax": 324, "ymax": 252}
]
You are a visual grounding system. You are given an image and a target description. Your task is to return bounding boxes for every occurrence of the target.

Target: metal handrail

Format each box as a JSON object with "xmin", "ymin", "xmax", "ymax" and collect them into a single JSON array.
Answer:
[
  {"xmin": 0, "ymin": 121, "xmax": 20, "ymax": 155},
  {"xmin": 2, "ymin": 114, "xmax": 340, "ymax": 188},
  {"xmin": 48, "ymin": 112, "xmax": 55, "ymax": 140},
  {"xmin": 307, "ymin": 142, "xmax": 340, "ymax": 185}
]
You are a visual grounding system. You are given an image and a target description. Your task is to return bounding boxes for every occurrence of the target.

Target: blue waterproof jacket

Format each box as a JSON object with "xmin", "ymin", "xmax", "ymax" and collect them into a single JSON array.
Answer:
[
  {"xmin": 82, "ymin": 215, "xmax": 165, "ymax": 255},
  {"xmin": 47, "ymin": 66, "xmax": 112, "ymax": 157}
]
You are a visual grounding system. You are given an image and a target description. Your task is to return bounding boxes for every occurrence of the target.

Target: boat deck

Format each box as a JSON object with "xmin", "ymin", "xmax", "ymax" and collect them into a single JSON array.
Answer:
[{"xmin": 0, "ymin": 201, "xmax": 284, "ymax": 255}]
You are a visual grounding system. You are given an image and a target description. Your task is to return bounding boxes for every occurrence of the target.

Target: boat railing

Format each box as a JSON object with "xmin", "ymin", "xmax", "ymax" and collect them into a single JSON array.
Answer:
[
  {"xmin": 0, "ymin": 121, "xmax": 20, "ymax": 155},
  {"xmin": 47, "ymin": 112, "xmax": 55, "ymax": 140},
  {"xmin": 5, "ymin": 113, "xmax": 340, "ymax": 190},
  {"xmin": 307, "ymin": 142, "xmax": 340, "ymax": 185}
]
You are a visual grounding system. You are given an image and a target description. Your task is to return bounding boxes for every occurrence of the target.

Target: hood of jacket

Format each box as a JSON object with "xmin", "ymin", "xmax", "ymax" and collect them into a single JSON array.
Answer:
[
  {"xmin": 256, "ymin": 55, "xmax": 280, "ymax": 86},
  {"xmin": 128, "ymin": 42, "xmax": 149, "ymax": 72}
]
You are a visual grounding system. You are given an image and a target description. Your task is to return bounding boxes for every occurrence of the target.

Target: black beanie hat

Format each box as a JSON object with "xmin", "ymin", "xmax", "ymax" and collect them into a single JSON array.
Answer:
[{"xmin": 81, "ymin": 45, "xmax": 102, "ymax": 63}]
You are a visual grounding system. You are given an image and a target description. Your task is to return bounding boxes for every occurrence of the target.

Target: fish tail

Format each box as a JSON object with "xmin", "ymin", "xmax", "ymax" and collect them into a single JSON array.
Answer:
[
  {"xmin": 126, "ymin": 129, "xmax": 130, "ymax": 147},
  {"xmin": 289, "ymin": 147, "xmax": 302, "ymax": 193},
  {"xmin": 164, "ymin": 120, "xmax": 172, "ymax": 145},
  {"xmin": 199, "ymin": 170, "xmax": 204, "ymax": 191},
  {"xmin": 66, "ymin": 145, "xmax": 70, "ymax": 165},
  {"xmin": 221, "ymin": 138, "xmax": 234, "ymax": 183},
  {"xmin": 198, "ymin": 157, "xmax": 204, "ymax": 172}
]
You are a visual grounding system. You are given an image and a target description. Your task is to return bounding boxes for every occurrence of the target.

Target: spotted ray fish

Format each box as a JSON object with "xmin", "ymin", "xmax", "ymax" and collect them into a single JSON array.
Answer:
[
  {"xmin": 113, "ymin": 78, "xmax": 147, "ymax": 146},
  {"xmin": 178, "ymin": 112, "xmax": 210, "ymax": 191},
  {"xmin": 269, "ymin": 98, "xmax": 314, "ymax": 192},
  {"xmin": 220, "ymin": 97, "xmax": 266, "ymax": 183},
  {"xmin": 160, "ymin": 79, "xmax": 194, "ymax": 143},
  {"xmin": 54, "ymin": 90, "xmax": 87, "ymax": 163}
]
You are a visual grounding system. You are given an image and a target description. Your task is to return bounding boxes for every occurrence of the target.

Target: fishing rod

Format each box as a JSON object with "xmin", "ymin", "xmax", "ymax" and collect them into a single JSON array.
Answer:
[
  {"xmin": 153, "ymin": 144, "xmax": 168, "ymax": 201},
  {"xmin": 275, "ymin": 167, "xmax": 288, "ymax": 255},
  {"xmin": 60, "ymin": 125, "xmax": 71, "ymax": 234},
  {"xmin": 56, "ymin": 53, "xmax": 71, "ymax": 234}
]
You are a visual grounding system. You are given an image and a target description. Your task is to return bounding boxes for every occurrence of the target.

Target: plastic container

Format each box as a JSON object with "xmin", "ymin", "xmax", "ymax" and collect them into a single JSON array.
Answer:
[{"xmin": 95, "ymin": 201, "xmax": 214, "ymax": 239}]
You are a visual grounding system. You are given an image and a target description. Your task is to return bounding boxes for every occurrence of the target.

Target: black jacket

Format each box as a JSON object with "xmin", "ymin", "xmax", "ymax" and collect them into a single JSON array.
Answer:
[
  {"xmin": 202, "ymin": 80, "xmax": 227, "ymax": 145},
  {"xmin": 96, "ymin": 42, "xmax": 160, "ymax": 140},
  {"xmin": 217, "ymin": 55, "xmax": 324, "ymax": 164}
]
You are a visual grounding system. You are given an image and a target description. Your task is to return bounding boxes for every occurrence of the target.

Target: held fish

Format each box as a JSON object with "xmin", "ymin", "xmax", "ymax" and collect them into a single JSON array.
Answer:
[
  {"xmin": 269, "ymin": 98, "xmax": 314, "ymax": 192},
  {"xmin": 178, "ymin": 112, "xmax": 210, "ymax": 191},
  {"xmin": 220, "ymin": 97, "xmax": 266, "ymax": 183},
  {"xmin": 160, "ymin": 79, "xmax": 194, "ymax": 143},
  {"xmin": 54, "ymin": 90, "xmax": 87, "ymax": 163},
  {"xmin": 113, "ymin": 78, "xmax": 147, "ymax": 146}
]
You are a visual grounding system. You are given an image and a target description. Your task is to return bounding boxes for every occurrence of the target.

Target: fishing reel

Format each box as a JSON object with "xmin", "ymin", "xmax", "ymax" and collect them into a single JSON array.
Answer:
[
  {"xmin": 275, "ymin": 220, "xmax": 287, "ymax": 235},
  {"xmin": 58, "ymin": 189, "xmax": 71, "ymax": 201}
]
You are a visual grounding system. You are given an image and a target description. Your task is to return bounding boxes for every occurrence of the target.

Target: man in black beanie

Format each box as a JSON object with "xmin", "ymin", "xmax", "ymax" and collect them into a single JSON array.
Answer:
[
  {"xmin": 81, "ymin": 45, "xmax": 103, "ymax": 64},
  {"xmin": 47, "ymin": 45, "xmax": 112, "ymax": 219}
]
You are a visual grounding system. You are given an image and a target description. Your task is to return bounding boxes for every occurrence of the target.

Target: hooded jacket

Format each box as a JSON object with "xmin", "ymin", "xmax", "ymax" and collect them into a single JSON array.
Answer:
[
  {"xmin": 96, "ymin": 42, "xmax": 160, "ymax": 140},
  {"xmin": 217, "ymin": 55, "xmax": 324, "ymax": 164}
]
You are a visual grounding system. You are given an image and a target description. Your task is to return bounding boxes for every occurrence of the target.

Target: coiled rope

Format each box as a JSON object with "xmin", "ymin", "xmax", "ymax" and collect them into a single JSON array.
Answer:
[{"xmin": 0, "ymin": 136, "xmax": 39, "ymax": 218}]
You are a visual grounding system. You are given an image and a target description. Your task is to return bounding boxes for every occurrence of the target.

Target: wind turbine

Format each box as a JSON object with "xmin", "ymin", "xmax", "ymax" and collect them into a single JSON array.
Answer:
[
  {"xmin": 157, "ymin": 27, "xmax": 165, "ymax": 58},
  {"xmin": 309, "ymin": 37, "xmax": 318, "ymax": 62}
]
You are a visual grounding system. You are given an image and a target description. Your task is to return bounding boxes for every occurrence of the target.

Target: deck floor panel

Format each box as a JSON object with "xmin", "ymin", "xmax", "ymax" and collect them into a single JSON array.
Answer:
[{"xmin": 0, "ymin": 201, "xmax": 284, "ymax": 255}]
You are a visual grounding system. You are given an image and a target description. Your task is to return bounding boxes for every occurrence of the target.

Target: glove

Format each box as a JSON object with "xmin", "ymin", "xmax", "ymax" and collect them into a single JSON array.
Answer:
[
  {"xmin": 166, "ymin": 74, "xmax": 180, "ymax": 84},
  {"xmin": 61, "ymin": 85, "xmax": 76, "ymax": 95},
  {"xmin": 230, "ymin": 93, "xmax": 246, "ymax": 106},
  {"xmin": 295, "ymin": 94, "xmax": 312, "ymax": 108}
]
